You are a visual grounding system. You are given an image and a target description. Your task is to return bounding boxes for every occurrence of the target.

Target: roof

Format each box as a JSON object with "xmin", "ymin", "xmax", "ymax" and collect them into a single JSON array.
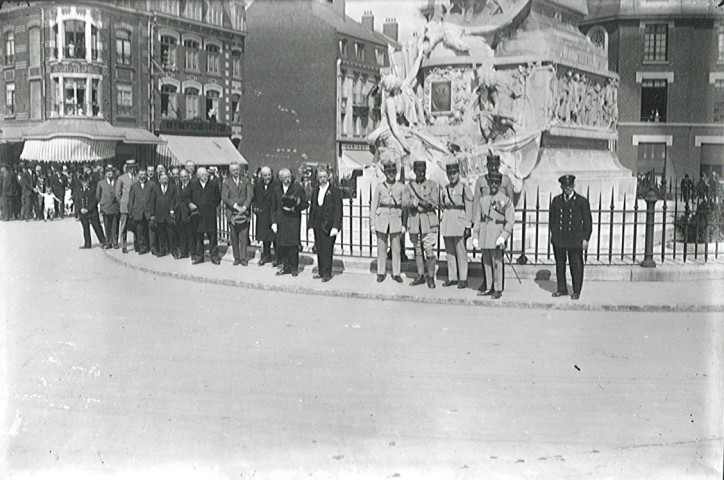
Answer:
[
  {"xmin": 23, "ymin": 119, "xmax": 126, "ymax": 141},
  {"xmin": 157, "ymin": 134, "xmax": 248, "ymax": 166},
  {"xmin": 310, "ymin": 2, "xmax": 398, "ymax": 48},
  {"xmin": 583, "ymin": 0, "xmax": 722, "ymax": 23}
]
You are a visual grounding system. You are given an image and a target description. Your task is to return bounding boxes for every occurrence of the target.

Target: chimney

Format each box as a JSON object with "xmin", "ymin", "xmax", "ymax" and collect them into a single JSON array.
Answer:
[
  {"xmin": 383, "ymin": 18, "xmax": 398, "ymax": 42},
  {"xmin": 362, "ymin": 10, "xmax": 374, "ymax": 32}
]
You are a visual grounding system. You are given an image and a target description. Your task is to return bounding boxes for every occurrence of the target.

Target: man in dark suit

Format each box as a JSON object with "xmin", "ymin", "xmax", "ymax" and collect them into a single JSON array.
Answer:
[
  {"xmin": 175, "ymin": 169, "xmax": 194, "ymax": 259},
  {"xmin": 549, "ymin": 175, "xmax": 592, "ymax": 300},
  {"xmin": 96, "ymin": 165, "xmax": 120, "ymax": 249},
  {"xmin": 49, "ymin": 165, "xmax": 67, "ymax": 219},
  {"xmin": 271, "ymin": 168, "xmax": 308, "ymax": 276},
  {"xmin": 308, "ymin": 168, "xmax": 342, "ymax": 282},
  {"xmin": 0, "ymin": 163, "xmax": 17, "ymax": 221},
  {"xmin": 222, "ymin": 162, "xmax": 254, "ymax": 265},
  {"xmin": 127, "ymin": 169, "xmax": 153, "ymax": 254},
  {"xmin": 150, "ymin": 171, "xmax": 178, "ymax": 257},
  {"xmin": 18, "ymin": 163, "xmax": 34, "ymax": 221},
  {"xmin": 189, "ymin": 166, "xmax": 222, "ymax": 264},
  {"xmin": 76, "ymin": 172, "xmax": 106, "ymax": 249},
  {"xmin": 252, "ymin": 166, "xmax": 279, "ymax": 266}
]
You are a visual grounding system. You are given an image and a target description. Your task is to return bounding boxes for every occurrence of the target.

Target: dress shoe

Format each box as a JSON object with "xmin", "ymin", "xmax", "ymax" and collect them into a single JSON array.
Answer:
[
  {"xmin": 78, "ymin": 245, "xmax": 91, "ymax": 249},
  {"xmin": 291, "ymin": 272, "xmax": 299, "ymax": 277},
  {"xmin": 321, "ymin": 276, "xmax": 331, "ymax": 282},
  {"xmin": 178, "ymin": 254, "xmax": 189, "ymax": 259},
  {"xmin": 477, "ymin": 289, "xmax": 494, "ymax": 296},
  {"xmin": 113, "ymin": 244, "xmax": 120, "ymax": 249},
  {"xmin": 551, "ymin": 291, "xmax": 567, "ymax": 297},
  {"xmin": 571, "ymin": 293, "xmax": 580, "ymax": 300},
  {"xmin": 102, "ymin": 244, "xmax": 111, "ymax": 250},
  {"xmin": 138, "ymin": 249, "xmax": 149, "ymax": 255},
  {"xmin": 427, "ymin": 277, "xmax": 436, "ymax": 289},
  {"xmin": 240, "ymin": 259, "xmax": 248, "ymax": 266},
  {"xmin": 313, "ymin": 274, "xmax": 324, "ymax": 279},
  {"xmin": 172, "ymin": 253, "xmax": 180, "ymax": 259},
  {"xmin": 122, "ymin": 247, "xmax": 128, "ymax": 254},
  {"xmin": 276, "ymin": 269, "xmax": 291, "ymax": 276},
  {"xmin": 376, "ymin": 274, "xmax": 386, "ymax": 283},
  {"xmin": 233, "ymin": 259, "xmax": 241, "ymax": 266},
  {"xmin": 442, "ymin": 280, "xmax": 458, "ymax": 287},
  {"xmin": 192, "ymin": 258, "xmax": 203, "ymax": 265},
  {"xmin": 477, "ymin": 283, "xmax": 488, "ymax": 292},
  {"xmin": 392, "ymin": 275, "xmax": 403, "ymax": 283},
  {"xmin": 272, "ymin": 261, "xmax": 282, "ymax": 267},
  {"xmin": 410, "ymin": 275, "xmax": 425, "ymax": 286},
  {"xmin": 491, "ymin": 291, "xmax": 502, "ymax": 299},
  {"xmin": 211, "ymin": 258, "xmax": 221, "ymax": 265},
  {"xmin": 158, "ymin": 251, "xmax": 168, "ymax": 257},
  {"xmin": 258, "ymin": 259, "xmax": 267, "ymax": 266},
  {"xmin": 457, "ymin": 281, "xmax": 468, "ymax": 289}
]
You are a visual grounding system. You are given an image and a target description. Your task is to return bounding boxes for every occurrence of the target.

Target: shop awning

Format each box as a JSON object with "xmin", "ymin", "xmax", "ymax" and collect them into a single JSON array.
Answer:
[
  {"xmin": 21, "ymin": 137, "xmax": 117, "ymax": 162},
  {"xmin": 339, "ymin": 149, "xmax": 373, "ymax": 178},
  {"xmin": 0, "ymin": 125, "xmax": 25, "ymax": 143},
  {"xmin": 23, "ymin": 119, "xmax": 126, "ymax": 141},
  {"xmin": 157, "ymin": 134, "xmax": 247, "ymax": 166},
  {"xmin": 122, "ymin": 128, "xmax": 165, "ymax": 145}
]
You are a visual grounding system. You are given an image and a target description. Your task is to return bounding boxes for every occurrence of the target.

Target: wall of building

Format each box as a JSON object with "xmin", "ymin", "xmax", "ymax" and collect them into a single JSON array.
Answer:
[{"xmin": 243, "ymin": 0, "xmax": 338, "ymax": 173}]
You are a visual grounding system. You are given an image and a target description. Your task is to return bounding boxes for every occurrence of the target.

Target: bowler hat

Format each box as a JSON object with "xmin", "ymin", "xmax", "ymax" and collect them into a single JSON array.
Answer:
[{"xmin": 558, "ymin": 174, "xmax": 576, "ymax": 186}]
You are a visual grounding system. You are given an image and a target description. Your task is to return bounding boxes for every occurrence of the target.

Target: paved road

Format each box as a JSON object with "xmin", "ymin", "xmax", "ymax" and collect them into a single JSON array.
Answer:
[{"xmin": 1, "ymin": 219, "xmax": 722, "ymax": 479}]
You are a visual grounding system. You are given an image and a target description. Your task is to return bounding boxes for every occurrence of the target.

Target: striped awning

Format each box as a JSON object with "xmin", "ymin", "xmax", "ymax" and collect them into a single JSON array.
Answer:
[
  {"xmin": 156, "ymin": 134, "xmax": 247, "ymax": 166},
  {"xmin": 20, "ymin": 137, "xmax": 117, "ymax": 162},
  {"xmin": 339, "ymin": 150, "xmax": 373, "ymax": 179}
]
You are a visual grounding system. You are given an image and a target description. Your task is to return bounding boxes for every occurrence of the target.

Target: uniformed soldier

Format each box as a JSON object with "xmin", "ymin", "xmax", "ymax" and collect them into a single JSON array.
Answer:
[
  {"xmin": 549, "ymin": 174, "xmax": 592, "ymax": 300},
  {"xmin": 403, "ymin": 160, "xmax": 440, "ymax": 288},
  {"xmin": 440, "ymin": 160, "xmax": 473, "ymax": 289},
  {"xmin": 472, "ymin": 172, "xmax": 514, "ymax": 299},
  {"xmin": 472, "ymin": 154, "xmax": 514, "ymax": 292},
  {"xmin": 370, "ymin": 160, "xmax": 405, "ymax": 283}
]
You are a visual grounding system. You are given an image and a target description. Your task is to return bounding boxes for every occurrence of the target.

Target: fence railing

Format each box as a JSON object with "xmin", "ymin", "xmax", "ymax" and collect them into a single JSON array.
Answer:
[{"xmin": 218, "ymin": 183, "xmax": 723, "ymax": 265}]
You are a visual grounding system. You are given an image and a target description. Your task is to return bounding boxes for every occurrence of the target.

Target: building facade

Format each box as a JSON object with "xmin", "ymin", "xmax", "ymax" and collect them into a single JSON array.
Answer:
[
  {"xmin": 0, "ymin": 0, "xmax": 246, "ymax": 166},
  {"xmin": 581, "ymin": 0, "xmax": 724, "ymax": 183},
  {"xmin": 244, "ymin": 0, "xmax": 395, "ymax": 176}
]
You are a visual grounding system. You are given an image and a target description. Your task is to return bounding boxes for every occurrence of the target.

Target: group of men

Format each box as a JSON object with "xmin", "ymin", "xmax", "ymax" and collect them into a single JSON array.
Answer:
[
  {"xmin": 371, "ymin": 154, "xmax": 592, "ymax": 299},
  {"xmin": 0, "ymin": 162, "xmax": 72, "ymax": 221}
]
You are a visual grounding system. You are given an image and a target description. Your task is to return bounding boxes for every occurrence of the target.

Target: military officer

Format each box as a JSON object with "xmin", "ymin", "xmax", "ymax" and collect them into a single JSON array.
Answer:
[
  {"xmin": 472, "ymin": 172, "xmax": 514, "ymax": 299},
  {"xmin": 403, "ymin": 160, "xmax": 439, "ymax": 288},
  {"xmin": 370, "ymin": 160, "xmax": 405, "ymax": 283},
  {"xmin": 472, "ymin": 154, "xmax": 514, "ymax": 292},
  {"xmin": 440, "ymin": 160, "xmax": 473, "ymax": 289},
  {"xmin": 549, "ymin": 174, "xmax": 592, "ymax": 300}
]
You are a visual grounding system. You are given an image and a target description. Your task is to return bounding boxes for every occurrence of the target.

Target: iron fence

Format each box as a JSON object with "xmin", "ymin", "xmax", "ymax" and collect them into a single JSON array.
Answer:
[{"xmin": 218, "ymin": 183, "xmax": 723, "ymax": 266}]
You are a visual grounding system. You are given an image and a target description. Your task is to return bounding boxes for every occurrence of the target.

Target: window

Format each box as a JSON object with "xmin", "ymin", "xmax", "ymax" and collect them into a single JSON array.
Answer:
[
  {"xmin": 231, "ymin": 50, "xmax": 241, "ymax": 77},
  {"xmin": 184, "ymin": 39, "xmax": 199, "ymax": 70},
  {"xmin": 375, "ymin": 48, "xmax": 385, "ymax": 66},
  {"xmin": 354, "ymin": 114, "xmax": 361, "ymax": 136},
  {"xmin": 183, "ymin": 0, "xmax": 202, "ymax": 21},
  {"xmin": 205, "ymin": 90, "xmax": 220, "ymax": 121},
  {"xmin": 117, "ymin": 84, "xmax": 133, "ymax": 116},
  {"xmin": 637, "ymin": 143, "xmax": 666, "ymax": 183},
  {"xmin": 341, "ymin": 111, "xmax": 347, "ymax": 136},
  {"xmin": 29, "ymin": 26, "xmax": 41, "ymax": 68},
  {"xmin": 718, "ymin": 27, "xmax": 724, "ymax": 63},
  {"xmin": 640, "ymin": 79, "xmax": 667, "ymax": 122},
  {"xmin": 158, "ymin": 0, "xmax": 179, "ymax": 15},
  {"xmin": 184, "ymin": 87, "xmax": 199, "ymax": 119},
  {"xmin": 160, "ymin": 35, "xmax": 177, "ymax": 69},
  {"xmin": 64, "ymin": 78, "xmax": 86, "ymax": 116},
  {"xmin": 160, "ymin": 84, "xmax": 178, "ymax": 118},
  {"xmin": 355, "ymin": 42, "xmax": 365, "ymax": 61},
  {"xmin": 205, "ymin": 44, "xmax": 220, "ymax": 74},
  {"xmin": 30, "ymin": 80, "xmax": 41, "ymax": 119},
  {"xmin": 64, "ymin": 20, "xmax": 86, "ymax": 59},
  {"xmin": 91, "ymin": 78, "xmax": 100, "ymax": 116},
  {"xmin": 4, "ymin": 31, "xmax": 15, "ymax": 65},
  {"xmin": 5, "ymin": 83, "xmax": 15, "ymax": 115},
  {"xmin": 234, "ymin": 6, "xmax": 245, "ymax": 30},
  {"xmin": 231, "ymin": 93, "xmax": 241, "ymax": 123},
  {"xmin": 714, "ymin": 80, "xmax": 724, "ymax": 123},
  {"xmin": 208, "ymin": 1, "xmax": 223, "ymax": 25},
  {"xmin": 339, "ymin": 39, "xmax": 347, "ymax": 57},
  {"xmin": 644, "ymin": 24, "xmax": 667, "ymax": 62},
  {"xmin": 91, "ymin": 26, "xmax": 99, "ymax": 60},
  {"xmin": 116, "ymin": 30, "xmax": 132, "ymax": 65}
]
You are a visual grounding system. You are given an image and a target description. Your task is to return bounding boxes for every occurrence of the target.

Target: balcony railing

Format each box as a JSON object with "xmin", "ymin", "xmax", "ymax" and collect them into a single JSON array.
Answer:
[{"xmin": 64, "ymin": 46, "xmax": 86, "ymax": 59}]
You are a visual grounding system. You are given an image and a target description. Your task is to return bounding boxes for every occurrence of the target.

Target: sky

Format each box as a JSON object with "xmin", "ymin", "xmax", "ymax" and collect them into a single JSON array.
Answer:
[{"xmin": 345, "ymin": 0, "xmax": 429, "ymax": 43}]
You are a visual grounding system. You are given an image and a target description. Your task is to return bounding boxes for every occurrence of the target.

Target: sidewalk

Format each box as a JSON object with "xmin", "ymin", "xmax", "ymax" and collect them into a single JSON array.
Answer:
[{"xmin": 103, "ymin": 246, "xmax": 724, "ymax": 312}]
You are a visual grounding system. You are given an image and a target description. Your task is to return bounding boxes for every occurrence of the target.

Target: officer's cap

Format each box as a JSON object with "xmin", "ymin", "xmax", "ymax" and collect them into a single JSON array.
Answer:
[
  {"xmin": 445, "ymin": 161, "xmax": 460, "ymax": 174},
  {"xmin": 558, "ymin": 174, "xmax": 576, "ymax": 186},
  {"xmin": 486, "ymin": 172, "xmax": 503, "ymax": 184},
  {"xmin": 381, "ymin": 160, "xmax": 397, "ymax": 172},
  {"xmin": 413, "ymin": 160, "xmax": 426, "ymax": 170}
]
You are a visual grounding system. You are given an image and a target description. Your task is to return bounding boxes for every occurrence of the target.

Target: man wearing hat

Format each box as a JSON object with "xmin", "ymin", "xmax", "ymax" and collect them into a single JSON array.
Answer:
[
  {"xmin": 116, "ymin": 159, "xmax": 137, "ymax": 253},
  {"xmin": 18, "ymin": 162, "xmax": 34, "ymax": 221},
  {"xmin": 370, "ymin": 159, "xmax": 405, "ymax": 283},
  {"xmin": 549, "ymin": 174, "xmax": 592, "ymax": 300},
  {"xmin": 403, "ymin": 160, "xmax": 439, "ymax": 288},
  {"xmin": 472, "ymin": 172, "xmax": 514, "ymax": 299},
  {"xmin": 472, "ymin": 154, "xmax": 514, "ymax": 291},
  {"xmin": 96, "ymin": 165, "xmax": 120, "ymax": 249},
  {"xmin": 0, "ymin": 163, "xmax": 16, "ymax": 220},
  {"xmin": 76, "ymin": 170, "xmax": 106, "ymax": 249},
  {"xmin": 440, "ymin": 160, "xmax": 473, "ymax": 288},
  {"xmin": 49, "ymin": 165, "xmax": 67, "ymax": 219}
]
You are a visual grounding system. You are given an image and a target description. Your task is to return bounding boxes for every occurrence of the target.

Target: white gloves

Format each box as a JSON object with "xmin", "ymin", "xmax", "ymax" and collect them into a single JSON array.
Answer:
[
  {"xmin": 271, "ymin": 224, "xmax": 277, "ymax": 233},
  {"xmin": 329, "ymin": 228, "xmax": 339, "ymax": 237},
  {"xmin": 495, "ymin": 236, "xmax": 506, "ymax": 248},
  {"xmin": 472, "ymin": 238, "xmax": 479, "ymax": 249}
]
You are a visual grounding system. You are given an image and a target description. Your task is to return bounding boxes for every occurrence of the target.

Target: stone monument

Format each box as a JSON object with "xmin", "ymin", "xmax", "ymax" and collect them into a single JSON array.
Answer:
[{"xmin": 364, "ymin": 0, "xmax": 636, "ymax": 205}]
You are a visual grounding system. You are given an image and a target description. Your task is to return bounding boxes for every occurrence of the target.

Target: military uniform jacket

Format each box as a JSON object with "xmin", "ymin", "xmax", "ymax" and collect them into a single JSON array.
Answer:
[
  {"xmin": 472, "ymin": 173, "xmax": 514, "ymax": 220},
  {"xmin": 76, "ymin": 183, "xmax": 99, "ymax": 218},
  {"xmin": 549, "ymin": 192, "xmax": 592, "ymax": 248},
  {"xmin": 403, "ymin": 179, "xmax": 439, "ymax": 234},
  {"xmin": 473, "ymin": 191, "xmax": 515, "ymax": 249},
  {"xmin": 370, "ymin": 181, "xmax": 405, "ymax": 234},
  {"xmin": 440, "ymin": 181, "xmax": 473, "ymax": 237}
]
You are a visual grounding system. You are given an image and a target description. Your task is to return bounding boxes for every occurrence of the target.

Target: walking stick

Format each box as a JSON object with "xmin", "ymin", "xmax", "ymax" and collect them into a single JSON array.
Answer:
[{"xmin": 500, "ymin": 247, "xmax": 522, "ymax": 284}]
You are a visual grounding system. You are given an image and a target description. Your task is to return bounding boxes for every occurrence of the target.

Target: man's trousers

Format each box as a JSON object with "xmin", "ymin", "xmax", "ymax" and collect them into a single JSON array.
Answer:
[
  {"xmin": 313, "ymin": 227, "xmax": 336, "ymax": 278},
  {"xmin": 481, "ymin": 248, "xmax": 504, "ymax": 292},
  {"xmin": 443, "ymin": 236, "xmax": 468, "ymax": 282},
  {"xmin": 229, "ymin": 222, "xmax": 250, "ymax": 261},
  {"xmin": 376, "ymin": 230, "xmax": 401, "ymax": 276},
  {"xmin": 553, "ymin": 245, "xmax": 584, "ymax": 294},
  {"xmin": 80, "ymin": 214, "xmax": 106, "ymax": 247},
  {"xmin": 410, "ymin": 231, "xmax": 437, "ymax": 278}
]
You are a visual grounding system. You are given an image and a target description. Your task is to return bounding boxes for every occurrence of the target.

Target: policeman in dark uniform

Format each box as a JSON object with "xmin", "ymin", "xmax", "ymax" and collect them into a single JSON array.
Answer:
[{"xmin": 549, "ymin": 175, "xmax": 592, "ymax": 300}]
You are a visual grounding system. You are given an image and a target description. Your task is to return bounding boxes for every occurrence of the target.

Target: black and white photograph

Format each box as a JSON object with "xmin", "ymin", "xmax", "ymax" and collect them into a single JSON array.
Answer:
[{"xmin": 0, "ymin": 0, "xmax": 723, "ymax": 478}]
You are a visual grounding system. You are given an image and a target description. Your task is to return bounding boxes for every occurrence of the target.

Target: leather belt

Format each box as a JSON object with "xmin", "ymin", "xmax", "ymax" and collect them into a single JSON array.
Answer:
[
  {"xmin": 482, "ymin": 216, "xmax": 506, "ymax": 225},
  {"xmin": 379, "ymin": 204, "xmax": 401, "ymax": 209},
  {"xmin": 443, "ymin": 205, "xmax": 465, "ymax": 210}
]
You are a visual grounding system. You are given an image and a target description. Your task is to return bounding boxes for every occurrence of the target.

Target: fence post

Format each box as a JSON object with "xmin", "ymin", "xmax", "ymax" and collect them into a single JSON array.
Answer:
[{"xmin": 640, "ymin": 189, "xmax": 658, "ymax": 268}]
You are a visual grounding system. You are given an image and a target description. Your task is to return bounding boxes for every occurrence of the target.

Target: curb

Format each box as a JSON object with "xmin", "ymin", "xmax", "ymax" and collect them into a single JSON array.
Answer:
[{"xmin": 103, "ymin": 250, "xmax": 724, "ymax": 313}]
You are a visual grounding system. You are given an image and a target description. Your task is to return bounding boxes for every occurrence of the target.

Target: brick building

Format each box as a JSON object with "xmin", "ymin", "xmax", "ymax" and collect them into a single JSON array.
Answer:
[
  {"xmin": 243, "ymin": 0, "xmax": 396, "ymax": 176},
  {"xmin": 0, "ymin": 0, "xmax": 246, "ymax": 167},
  {"xmin": 581, "ymin": 0, "xmax": 724, "ymax": 184}
]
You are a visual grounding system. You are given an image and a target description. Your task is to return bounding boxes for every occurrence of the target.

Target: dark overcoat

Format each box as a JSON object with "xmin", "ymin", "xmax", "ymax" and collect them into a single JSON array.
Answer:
[
  {"xmin": 189, "ymin": 178, "xmax": 221, "ymax": 233},
  {"xmin": 549, "ymin": 192, "xmax": 592, "ymax": 248},
  {"xmin": 272, "ymin": 181, "xmax": 308, "ymax": 246},
  {"xmin": 151, "ymin": 182, "xmax": 179, "ymax": 224},
  {"xmin": 128, "ymin": 180, "xmax": 154, "ymax": 221},
  {"xmin": 176, "ymin": 181, "xmax": 193, "ymax": 223},
  {"xmin": 308, "ymin": 184, "xmax": 342, "ymax": 234},
  {"xmin": 252, "ymin": 179, "xmax": 278, "ymax": 242}
]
